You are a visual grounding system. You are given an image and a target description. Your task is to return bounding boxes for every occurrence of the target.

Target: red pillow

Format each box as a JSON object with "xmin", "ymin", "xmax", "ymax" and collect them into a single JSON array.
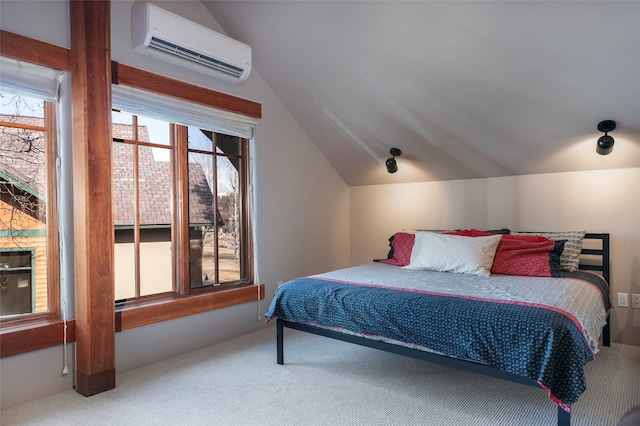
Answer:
[
  {"xmin": 446, "ymin": 229, "xmax": 499, "ymax": 237},
  {"xmin": 491, "ymin": 235, "xmax": 565, "ymax": 277},
  {"xmin": 501, "ymin": 234, "xmax": 549, "ymax": 243},
  {"xmin": 470, "ymin": 229, "xmax": 498, "ymax": 237},
  {"xmin": 444, "ymin": 229, "xmax": 473, "ymax": 236},
  {"xmin": 378, "ymin": 232, "xmax": 415, "ymax": 266}
]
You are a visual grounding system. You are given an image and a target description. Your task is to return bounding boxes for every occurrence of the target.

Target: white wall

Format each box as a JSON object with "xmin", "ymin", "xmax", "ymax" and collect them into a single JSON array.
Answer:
[
  {"xmin": 350, "ymin": 168, "xmax": 640, "ymax": 346},
  {"xmin": 0, "ymin": 0, "xmax": 350, "ymax": 409}
]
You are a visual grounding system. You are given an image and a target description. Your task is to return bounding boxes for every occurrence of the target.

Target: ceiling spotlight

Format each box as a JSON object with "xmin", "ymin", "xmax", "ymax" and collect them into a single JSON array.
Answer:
[
  {"xmin": 596, "ymin": 120, "xmax": 616, "ymax": 155},
  {"xmin": 386, "ymin": 148, "xmax": 402, "ymax": 173}
]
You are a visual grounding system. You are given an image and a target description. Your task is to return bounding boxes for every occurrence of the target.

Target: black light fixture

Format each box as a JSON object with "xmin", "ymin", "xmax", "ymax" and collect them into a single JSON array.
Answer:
[
  {"xmin": 386, "ymin": 148, "xmax": 402, "ymax": 173},
  {"xmin": 596, "ymin": 120, "xmax": 616, "ymax": 155}
]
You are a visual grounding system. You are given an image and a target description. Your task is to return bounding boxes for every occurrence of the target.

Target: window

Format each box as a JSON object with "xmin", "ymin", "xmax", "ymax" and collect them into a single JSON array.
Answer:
[
  {"xmin": 187, "ymin": 127, "xmax": 251, "ymax": 289},
  {"xmin": 0, "ymin": 93, "xmax": 59, "ymax": 320},
  {"xmin": 111, "ymin": 109, "xmax": 253, "ymax": 302},
  {"xmin": 112, "ymin": 111, "xmax": 175, "ymax": 301},
  {"xmin": 0, "ymin": 250, "xmax": 34, "ymax": 315}
]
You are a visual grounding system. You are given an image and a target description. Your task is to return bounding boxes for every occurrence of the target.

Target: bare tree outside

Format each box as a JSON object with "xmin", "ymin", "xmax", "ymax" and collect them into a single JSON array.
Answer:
[
  {"xmin": 0, "ymin": 94, "xmax": 46, "ymax": 241},
  {"xmin": 218, "ymin": 156, "xmax": 240, "ymax": 259}
]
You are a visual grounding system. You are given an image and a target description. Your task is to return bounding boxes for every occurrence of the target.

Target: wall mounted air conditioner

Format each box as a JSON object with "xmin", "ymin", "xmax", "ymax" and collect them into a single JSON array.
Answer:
[{"xmin": 131, "ymin": 2, "xmax": 251, "ymax": 82}]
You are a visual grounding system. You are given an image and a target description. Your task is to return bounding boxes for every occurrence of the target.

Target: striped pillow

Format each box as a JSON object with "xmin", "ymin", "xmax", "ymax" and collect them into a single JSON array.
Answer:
[{"xmin": 512, "ymin": 230, "xmax": 585, "ymax": 272}]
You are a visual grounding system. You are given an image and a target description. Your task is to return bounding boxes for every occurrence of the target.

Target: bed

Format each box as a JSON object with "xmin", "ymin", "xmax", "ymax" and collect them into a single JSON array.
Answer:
[{"xmin": 265, "ymin": 231, "xmax": 610, "ymax": 426}]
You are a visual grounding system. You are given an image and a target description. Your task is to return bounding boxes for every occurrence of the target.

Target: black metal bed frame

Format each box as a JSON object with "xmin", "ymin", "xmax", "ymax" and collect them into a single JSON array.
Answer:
[{"xmin": 276, "ymin": 233, "xmax": 610, "ymax": 426}]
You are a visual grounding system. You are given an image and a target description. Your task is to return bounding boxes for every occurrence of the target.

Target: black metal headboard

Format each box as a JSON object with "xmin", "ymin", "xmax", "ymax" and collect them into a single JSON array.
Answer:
[
  {"xmin": 579, "ymin": 233, "xmax": 611, "ymax": 347},
  {"xmin": 578, "ymin": 233, "xmax": 610, "ymax": 284}
]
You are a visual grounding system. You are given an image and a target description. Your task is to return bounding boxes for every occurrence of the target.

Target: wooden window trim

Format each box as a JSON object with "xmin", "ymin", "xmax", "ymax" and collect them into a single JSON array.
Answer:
[
  {"xmin": 1, "ymin": 283, "xmax": 265, "ymax": 357},
  {"xmin": 45, "ymin": 101, "xmax": 61, "ymax": 318},
  {"xmin": 115, "ymin": 283, "xmax": 265, "ymax": 331},
  {"xmin": 112, "ymin": 62, "xmax": 262, "ymax": 119},
  {"xmin": 175, "ymin": 125, "xmax": 190, "ymax": 294},
  {"xmin": 0, "ymin": 30, "xmax": 72, "ymax": 71},
  {"xmin": 0, "ymin": 318, "xmax": 75, "ymax": 358},
  {"xmin": 1, "ymin": 31, "xmax": 263, "ymax": 359},
  {"xmin": 181, "ymin": 131, "xmax": 253, "ymax": 289}
]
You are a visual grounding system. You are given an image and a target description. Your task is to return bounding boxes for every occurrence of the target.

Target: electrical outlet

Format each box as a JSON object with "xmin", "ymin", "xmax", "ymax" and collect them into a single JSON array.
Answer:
[
  {"xmin": 632, "ymin": 294, "xmax": 640, "ymax": 309},
  {"xmin": 618, "ymin": 293, "xmax": 629, "ymax": 308}
]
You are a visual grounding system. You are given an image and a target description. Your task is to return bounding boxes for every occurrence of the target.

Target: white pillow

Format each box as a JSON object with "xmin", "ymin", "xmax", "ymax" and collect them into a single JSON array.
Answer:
[{"xmin": 403, "ymin": 232, "xmax": 502, "ymax": 276}]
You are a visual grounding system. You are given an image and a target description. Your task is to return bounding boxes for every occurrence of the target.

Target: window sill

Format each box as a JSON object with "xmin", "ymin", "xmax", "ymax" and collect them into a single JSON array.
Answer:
[
  {"xmin": 1, "ymin": 284, "xmax": 265, "ymax": 358},
  {"xmin": 116, "ymin": 283, "xmax": 265, "ymax": 331},
  {"xmin": 0, "ymin": 316, "xmax": 75, "ymax": 358}
]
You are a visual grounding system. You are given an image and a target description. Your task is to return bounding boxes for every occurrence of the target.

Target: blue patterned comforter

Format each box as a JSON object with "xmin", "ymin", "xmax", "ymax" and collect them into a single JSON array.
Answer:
[{"xmin": 265, "ymin": 263, "xmax": 610, "ymax": 410}]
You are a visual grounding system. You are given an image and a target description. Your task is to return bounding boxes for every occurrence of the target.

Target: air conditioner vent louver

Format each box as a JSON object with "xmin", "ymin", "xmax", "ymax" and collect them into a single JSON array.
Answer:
[
  {"xmin": 131, "ymin": 2, "xmax": 251, "ymax": 82},
  {"xmin": 148, "ymin": 37, "xmax": 244, "ymax": 79}
]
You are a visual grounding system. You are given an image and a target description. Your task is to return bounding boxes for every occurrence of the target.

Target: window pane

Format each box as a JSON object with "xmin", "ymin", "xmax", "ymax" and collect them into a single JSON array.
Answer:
[
  {"xmin": 187, "ymin": 127, "xmax": 246, "ymax": 288},
  {"xmin": 113, "ymin": 142, "xmax": 136, "ymax": 300},
  {"xmin": 140, "ymin": 240, "xmax": 172, "ymax": 296},
  {"xmin": 112, "ymin": 110, "xmax": 133, "ymax": 138},
  {"xmin": 188, "ymin": 152, "xmax": 216, "ymax": 288},
  {"xmin": 113, "ymin": 111, "xmax": 171, "ymax": 144},
  {"xmin": 114, "ymin": 241, "xmax": 136, "ymax": 300},
  {"xmin": 216, "ymin": 133, "xmax": 241, "ymax": 157},
  {"xmin": 138, "ymin": 144, "xmax": 173, "ymax": 295},
  {"xmin": 0, "ymin": 94, "xmax": 48, "ymax": 316},
  {"xmin": 139, "ymin": 116, "xmax": 171, "ymax": 163},
  {"xmin": 137, "ymin": 116, "xmax": 170, "ymax": 146},
  {"xmin": 188, "ymin": 127, "xmax": 213, "ymax": 152},
  {"xmin": 217, "ymin": 155, "xmax": 241, "ymax": 283}
]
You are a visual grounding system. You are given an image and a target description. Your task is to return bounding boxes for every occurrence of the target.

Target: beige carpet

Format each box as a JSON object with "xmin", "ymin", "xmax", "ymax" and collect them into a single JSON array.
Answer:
[{"xmin": 1, "ymin": 326, "xmax": 639, "ymax": 426}]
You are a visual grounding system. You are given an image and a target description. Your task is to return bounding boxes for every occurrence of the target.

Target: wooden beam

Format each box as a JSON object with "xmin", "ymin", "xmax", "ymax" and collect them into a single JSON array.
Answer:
[
  {"xmin": 0, "ymin": 29, "xmax": 72, "ymax": 71},
  {"xmin": 70, "ymin": 0, "xmax": 116, "ymax": 397},
  {"xmin": 112, "ymin": 62, "xmax": 262, "ymax": 119}
]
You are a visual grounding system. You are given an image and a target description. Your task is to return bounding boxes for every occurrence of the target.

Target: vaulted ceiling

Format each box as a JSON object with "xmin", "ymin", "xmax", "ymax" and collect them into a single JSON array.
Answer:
[{"xmin": 204, "ymin": 1, "xmax": 640, "ymax": 186}]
